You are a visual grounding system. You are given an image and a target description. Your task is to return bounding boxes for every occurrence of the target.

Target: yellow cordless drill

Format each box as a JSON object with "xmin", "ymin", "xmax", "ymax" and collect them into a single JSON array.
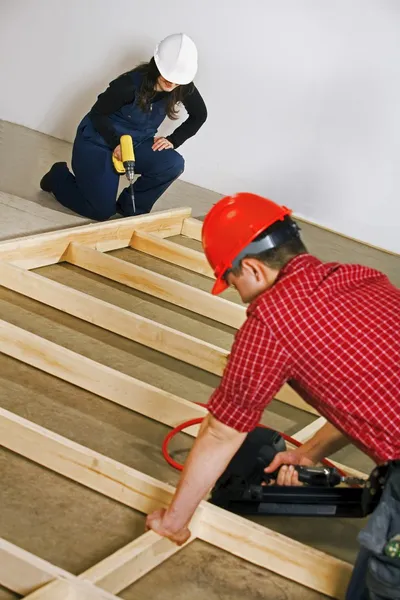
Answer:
[{"xmin": 112, "ymin": 135, "xmax": 136, "ymax": 213}]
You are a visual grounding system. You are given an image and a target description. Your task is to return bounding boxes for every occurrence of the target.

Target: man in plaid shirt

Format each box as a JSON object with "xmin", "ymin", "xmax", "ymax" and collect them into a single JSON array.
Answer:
[{"xmin": 147, "ymin": 193, "xmax": 400, "ymax": 599}]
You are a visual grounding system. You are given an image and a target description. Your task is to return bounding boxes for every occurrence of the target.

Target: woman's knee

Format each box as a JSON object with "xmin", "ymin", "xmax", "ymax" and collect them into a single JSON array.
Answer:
[
  {"xmin": 170, "ymin": 151, "xmax": 185, "ymax": 178},
  {"xmin": 90, "ymin": 205, "xmax": 116, "ymax": 221},
  {"xmin": 72, "ymin": 166, "xmax": 118, "ymax": 221},
  {"xmin": 75, "ymin": 181, "xmax": 116, "ymax": 221},
  {"xmin": 154, "ymin": 150, "xmax": 185, "ymax": 180}
]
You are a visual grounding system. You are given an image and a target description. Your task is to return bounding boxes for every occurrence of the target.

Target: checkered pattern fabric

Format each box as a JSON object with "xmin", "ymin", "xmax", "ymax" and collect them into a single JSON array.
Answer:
[{"xmin": 207, "ymin": 254, "xmax": 400, "ymax": 463}]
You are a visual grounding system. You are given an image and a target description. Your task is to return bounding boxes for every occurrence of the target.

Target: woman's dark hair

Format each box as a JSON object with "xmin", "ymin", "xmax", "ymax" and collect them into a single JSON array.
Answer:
[{"xmin": 133, "ymin": 58, "xmax": 194, "ymax": 120}]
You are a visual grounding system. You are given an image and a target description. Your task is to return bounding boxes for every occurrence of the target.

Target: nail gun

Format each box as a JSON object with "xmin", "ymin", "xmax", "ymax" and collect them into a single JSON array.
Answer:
[
  {"xmin": 112, "ymin": 134, "xmax": 136, "ymax": 213},
  {"xmin": 209, "ymin": 428, "xmax": 383, "ymax": 518}
]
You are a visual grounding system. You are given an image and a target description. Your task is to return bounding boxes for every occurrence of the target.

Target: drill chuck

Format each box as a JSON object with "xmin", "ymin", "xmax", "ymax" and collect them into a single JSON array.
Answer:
[{"xmin": 124, "ymin": 161, "xmax": 135, "ymax": 184}]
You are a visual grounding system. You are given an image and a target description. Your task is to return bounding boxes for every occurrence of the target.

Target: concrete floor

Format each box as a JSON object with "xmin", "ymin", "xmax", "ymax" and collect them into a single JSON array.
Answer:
[{"xmin": 0, "ymin": 120, "xmax": 399, "ymax": 599}]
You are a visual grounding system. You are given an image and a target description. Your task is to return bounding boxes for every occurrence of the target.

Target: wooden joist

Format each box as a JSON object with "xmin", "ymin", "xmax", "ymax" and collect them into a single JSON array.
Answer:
[
  {"xmin": 0, "ymin": 261, "xmax": 227, "ymax": 376},
  {"xmin": 131, "ymin": 231, "xmax": 214, "ymax": 277},
  {"xmin": 0, "ymin": 207, "xmax": 191, "ymax": 269},
  {"xmin": 0, "ymin": 259, "xmax": 314, "ymax": 413},
  {"xmin": 0, "ymin": 538, "xmax": 77, "ymax": 595},
  {"xmin": 181, "ymin": 216, "xmax": 203, "ymax": 241},
  {"xmin": 65, "ymin": 241, "xmax": 245, "ymax": 329},
  {"xmin": 80, "ymin": 530, "xmax": 188, "ymax": 593},
  {"xmin": 0, "ymin": 318, "xmax": 207, "ymax": 429},
  {"xmin": 0, "ymin": 318, "xmax": 361, "ymax": 477},
  {"xmin": 0, "ymin": 539, "xmax": 122, "ymax": 600},
  {"xmin": 23, "ymin": 579, "xmax": 114, "ymax": 600},
  {"xmin": 1, "ymin": 532, "xmax": 186, "ymax": 598},
  {"xmin": 293, "ymin": 416, "xmax": 327, "ymax": 443},
  {"xmin": 0, "ymin": 407, "xmax": 176, "ymax": 515}
]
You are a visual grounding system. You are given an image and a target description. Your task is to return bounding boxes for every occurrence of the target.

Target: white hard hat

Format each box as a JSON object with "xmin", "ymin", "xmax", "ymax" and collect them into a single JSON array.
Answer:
[{"xmin": 154, "ymin": 33, "xmax": 198, "ymax": 85}]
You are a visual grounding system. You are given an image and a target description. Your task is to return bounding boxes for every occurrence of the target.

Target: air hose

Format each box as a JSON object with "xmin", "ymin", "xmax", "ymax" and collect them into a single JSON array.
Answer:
[{"xmin": 161, "ymin": 403, "xmax": 347, "ymax": 477}]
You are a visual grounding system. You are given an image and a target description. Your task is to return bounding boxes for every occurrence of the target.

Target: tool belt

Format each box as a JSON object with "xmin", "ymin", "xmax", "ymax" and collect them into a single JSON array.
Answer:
[{"xmin": 359, "ymin": 460, "xmax": 400, "ymax": 599}]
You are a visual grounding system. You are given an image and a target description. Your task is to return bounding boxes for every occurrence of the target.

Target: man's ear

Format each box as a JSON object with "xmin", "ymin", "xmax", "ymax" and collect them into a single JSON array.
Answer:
[
  {"xmin": 241, "ymin": 258, "xmax": 279, "ymax": 288},
  {"xmin": 241, "ymin": 258, "xmax": 264, "ymax": 281}
]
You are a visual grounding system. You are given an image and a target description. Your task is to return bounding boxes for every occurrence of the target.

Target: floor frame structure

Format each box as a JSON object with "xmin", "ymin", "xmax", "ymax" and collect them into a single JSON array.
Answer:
[{"xmin": 0, "ymin": 207, "xmax": 365, "ymax": 599}]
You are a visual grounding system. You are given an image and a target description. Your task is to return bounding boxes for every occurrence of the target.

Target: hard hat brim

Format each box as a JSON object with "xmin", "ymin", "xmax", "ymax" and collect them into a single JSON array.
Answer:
[
  {"xmin": 154, "ymin": 56, "xmax": 197, "ymax": 84},
  {"xmin": 211, "ymin": 277, "xmax": 229, "ymax": 295}
]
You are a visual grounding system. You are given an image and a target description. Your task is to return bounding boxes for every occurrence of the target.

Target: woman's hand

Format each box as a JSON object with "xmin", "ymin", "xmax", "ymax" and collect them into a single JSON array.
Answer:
[
  {"xmin": 152, "ymin": 137, "xmax": 174, "ymax": 151},
  {"xmin": 264, "ymin": 450, "xmax": 315, "ymax": 486},
  {"xmin": 145, "ymin": 508, "xmax": 191, "ymax": 546},
  {"xmin": 113, "ymin": 145, "xmax": 122, "ymax": 161}
]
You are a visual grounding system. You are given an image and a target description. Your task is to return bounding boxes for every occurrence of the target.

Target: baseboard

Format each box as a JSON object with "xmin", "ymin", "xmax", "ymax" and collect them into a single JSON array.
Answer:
[{"xmin": 294, "ymin": 214, "xmax": 399, "ymax": 258}]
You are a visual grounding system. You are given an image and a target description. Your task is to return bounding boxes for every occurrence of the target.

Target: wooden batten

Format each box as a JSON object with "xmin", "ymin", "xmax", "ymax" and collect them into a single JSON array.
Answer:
[
  {"xmin": 131, "ymin": 231, "xmax": 214, "ymax": 277},
  {"xmin": 66, "ymin": 242, "xmax": 246, "ymax": 329},
  {"xmin": 0, "ymin": 318, "xmax": 207, "ymax": 428},
  {"xmin": 181, "ymin": 217, "xmax": 203, "ymax": 241},
  {"xmin": 0, "ymin": 261, "xmax": 228, "ymax": 376},
  {"xmin": 0, "ymin": 207, "xmax": 191, "ymax": 269}
]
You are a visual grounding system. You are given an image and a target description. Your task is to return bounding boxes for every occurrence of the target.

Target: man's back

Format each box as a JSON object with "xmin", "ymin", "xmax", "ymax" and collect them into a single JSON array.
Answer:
[{"xmin": 255, "ymin": 254, "xmax": 400, "ymax": 462}]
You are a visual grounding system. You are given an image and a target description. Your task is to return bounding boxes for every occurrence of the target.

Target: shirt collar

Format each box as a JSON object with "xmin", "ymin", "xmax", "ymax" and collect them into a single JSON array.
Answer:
[
  {"xmin": 246, "ymin": 254, "xmax": 321, "ymax": 315},
  {"xmin": 278, "ymin": 253, "xmax": 321, "ymax": 278}
]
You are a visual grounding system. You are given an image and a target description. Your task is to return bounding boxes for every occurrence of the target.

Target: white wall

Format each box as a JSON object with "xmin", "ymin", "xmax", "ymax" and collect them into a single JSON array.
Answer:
[{"xmin": 1, "ymin": 0, "xmax": 399, "ymax": 253}]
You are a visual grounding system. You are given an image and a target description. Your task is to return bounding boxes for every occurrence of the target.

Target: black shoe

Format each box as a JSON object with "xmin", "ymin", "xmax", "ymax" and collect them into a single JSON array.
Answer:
[{"xmin": 40, "ymin": 162, "xmax": 67, "ymax": 193}]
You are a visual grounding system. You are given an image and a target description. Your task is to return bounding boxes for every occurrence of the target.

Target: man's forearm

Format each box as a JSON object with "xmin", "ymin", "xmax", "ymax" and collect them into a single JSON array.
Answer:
[
  {"xmin": 163, "ymin": 415, "xmax": 246, "ymax": 532},
  {"xmin": 296, "ymin": 422, "xmax": 349, "ymax": 463}
]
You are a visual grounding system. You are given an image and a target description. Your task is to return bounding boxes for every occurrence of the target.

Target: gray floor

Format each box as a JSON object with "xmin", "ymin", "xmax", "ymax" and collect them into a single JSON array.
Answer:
[{"xmin": 0, "ymin": 120, "xmax": 399, "ymax": 600}]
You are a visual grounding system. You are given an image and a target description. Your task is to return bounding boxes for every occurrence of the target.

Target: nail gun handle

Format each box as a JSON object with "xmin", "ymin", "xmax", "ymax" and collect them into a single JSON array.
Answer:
[
  {"xmin": 265, "ymin": 465, "xmax": 342, "ymax": 487},
  {"xmin": 296, "ymin": 466, "xmax": 340, "ymax": 486}
]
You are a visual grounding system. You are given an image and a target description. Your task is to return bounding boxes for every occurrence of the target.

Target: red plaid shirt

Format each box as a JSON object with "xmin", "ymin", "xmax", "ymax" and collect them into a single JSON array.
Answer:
[{"xmin": 207, "ymin": 254, "xmax": 400, "ymax": 464}]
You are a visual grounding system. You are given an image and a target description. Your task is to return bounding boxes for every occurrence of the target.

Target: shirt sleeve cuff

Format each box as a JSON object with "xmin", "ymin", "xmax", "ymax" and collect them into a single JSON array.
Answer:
[
  {"xmin": 166, "ymin": 134, "xmax": 179, "ymax": 148},
  {"xmin": 207, "ymin": 388, "xmax": 263, "ymax": 432}
]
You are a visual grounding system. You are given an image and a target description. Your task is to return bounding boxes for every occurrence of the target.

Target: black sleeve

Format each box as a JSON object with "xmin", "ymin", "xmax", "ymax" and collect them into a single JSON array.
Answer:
[
  {"xmin": 166, "ymin": 85, "xmax": 207, "ymax": 149},
  {"xmin": 89, "ymin": 72, "xmax": 136, "ymax": 149}
]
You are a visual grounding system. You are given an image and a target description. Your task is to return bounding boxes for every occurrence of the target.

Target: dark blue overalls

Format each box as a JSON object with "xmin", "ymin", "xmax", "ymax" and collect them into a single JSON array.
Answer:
[{"xmin": 49, "ymin": 71, "xmax": 184, "ymax": 220}]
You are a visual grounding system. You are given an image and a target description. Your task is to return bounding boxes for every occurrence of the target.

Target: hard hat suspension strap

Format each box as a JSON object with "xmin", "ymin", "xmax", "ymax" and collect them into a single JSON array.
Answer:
[{"xmin": 228, "ymin": 220, "xmax": 301, "ymax": 275}]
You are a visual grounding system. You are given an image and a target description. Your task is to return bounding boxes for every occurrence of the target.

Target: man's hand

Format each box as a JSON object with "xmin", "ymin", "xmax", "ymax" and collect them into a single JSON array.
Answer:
[
  {"xmin": 152, "ymin": 137, "xmax": 174, "ymax": 151},
  {"xmin": 113, "ymin": 145, "xmax": 122, "ymax": 161},
  {"xmin": 145, "ymin": 508, "xmax": 191, "ymax": 546},
  {"xmin": 264, "ymin": 450, "xmax": 315, "ymax": 486},
  {"xmin": 264, "ymin": 423, "xmax": 350, "ymax": 486},
  {"xmin": 145, "ymin": 415, "xmax": 246, "ymax": 545}
]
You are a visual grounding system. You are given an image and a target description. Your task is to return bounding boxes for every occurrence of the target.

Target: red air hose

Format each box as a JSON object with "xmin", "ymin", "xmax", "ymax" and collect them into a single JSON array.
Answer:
[
  {"xmin": 162, "ymin": 417, "xmax": 204, "ymax": 471},
  {"xmin": 161, "ymin": 404, "xmax": 347, "ymax": 477}
]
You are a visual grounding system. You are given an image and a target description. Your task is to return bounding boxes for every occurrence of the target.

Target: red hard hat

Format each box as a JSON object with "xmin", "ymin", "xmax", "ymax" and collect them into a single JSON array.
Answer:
[{"xmin": 202, "ymin": 192, "xmax": 292, "ymax": 295}]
